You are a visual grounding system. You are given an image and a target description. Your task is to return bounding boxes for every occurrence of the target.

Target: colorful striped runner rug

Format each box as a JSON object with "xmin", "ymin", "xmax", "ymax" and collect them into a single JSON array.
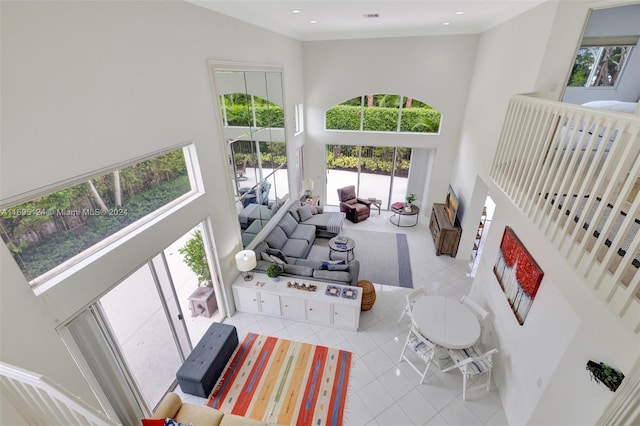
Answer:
[{"xmin": 207, "ymin": 333, "xmax": 352, "ymax": 426}]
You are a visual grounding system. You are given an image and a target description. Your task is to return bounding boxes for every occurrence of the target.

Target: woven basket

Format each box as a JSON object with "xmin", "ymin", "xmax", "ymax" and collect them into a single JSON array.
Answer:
[{"xmin": 357, "ymin": 280, "xmax": 376, "ymax": 311}]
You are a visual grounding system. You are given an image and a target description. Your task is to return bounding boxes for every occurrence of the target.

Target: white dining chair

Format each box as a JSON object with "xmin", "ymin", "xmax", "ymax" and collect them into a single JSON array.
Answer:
[
  {"xmin": 460, "ymin": 295, "xmax": 489, "ymax": 327},
  {"xmin": 399, "ymin": 323, "xmax": 436, "ymax": 384},
  {"xmin": 442, "ymin": 345, "xmax": 498, "ymax": 400},
  {"xmin": 397, "ymin": 286, "xmax": 426, "ymax": 324}
]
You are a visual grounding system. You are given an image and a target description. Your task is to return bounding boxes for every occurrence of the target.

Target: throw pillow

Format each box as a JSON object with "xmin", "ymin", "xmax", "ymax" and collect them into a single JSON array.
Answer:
[
  {"xmin": 266, "ymin": 248, "xmax": 287, "ymax": 264},
  {"xmin": 328, "ymin": 263, "xmax": 349, "ymax": 271},
  {"xmin": 141, "ymin": 420, "xmax": 164, "ymax": 426},
  {"xmin": 165, "ymin": 420, "xmax": 193, "ymax": 426},
  {"xmin": 261, "ymin": 252, "xmax": 275, "ymax": 262},
  {"xmin": 297, "ymin": 204, "xmax": 313, "ymax": 221},
  {"xmin": 305, "ymin": 199, "xmax": 318, "ymax": 215},
  {"xmin": 270, "ymin": 254, "xmax": 286, "ymax": 265},
  {"xmin": 321, "ymin": 260, "xmax": 346, "ymax": 270}
]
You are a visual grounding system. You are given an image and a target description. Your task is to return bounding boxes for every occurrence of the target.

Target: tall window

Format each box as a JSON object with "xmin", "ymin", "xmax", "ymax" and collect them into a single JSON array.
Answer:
[
  {"xmin": 568, "ymin": 42, "xmax": 635, "ymax": 87},
  {"xmin": 325, "ymin": 94, "xmax": 441, "ymax": 134},
  {"xmin": 0, "ymin": 146, "xmax": 196, "ymax": 287}
]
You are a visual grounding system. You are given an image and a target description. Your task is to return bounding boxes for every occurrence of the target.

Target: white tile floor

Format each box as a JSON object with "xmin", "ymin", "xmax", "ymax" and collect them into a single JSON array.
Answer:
[{"xmin": 176, "ymin": 209, "xmax": 508, "ymax": 425}]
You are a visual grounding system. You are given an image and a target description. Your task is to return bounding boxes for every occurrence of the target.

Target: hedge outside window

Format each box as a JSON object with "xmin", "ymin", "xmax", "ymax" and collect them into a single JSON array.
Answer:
[
  {"xmin": 0, "ymin": 147, "xmax": 194, "ymax": 287},
  {"xmin": 325, "ymin": 94, "xmax": 441, "ymax": 134}
]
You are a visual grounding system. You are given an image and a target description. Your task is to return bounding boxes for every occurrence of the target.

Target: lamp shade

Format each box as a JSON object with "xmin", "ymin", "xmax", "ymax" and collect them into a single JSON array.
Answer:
[
  {"xmin": 303, "ymin": 178, "xmax": 314, "ymax": 192},
  {"xmin": 235, "ymin": 250, "xmax": 257, "ymax": 272}
]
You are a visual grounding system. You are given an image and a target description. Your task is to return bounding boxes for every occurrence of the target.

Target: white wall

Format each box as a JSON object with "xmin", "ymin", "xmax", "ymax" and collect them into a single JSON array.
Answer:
[
  {"xmin": 301, "ymin": 35, "xmax": 479, "ymax": 213},
  {"xmin": 0, "ymin": 0, "xmax": 303, "ymax": 419},
  {"xmin": 453, "ymin": 0, "xmax": 640, "ymax": 424},
  {"xmin": 472, "ymin": 186, "xmax": 639, "ymax": 425}
]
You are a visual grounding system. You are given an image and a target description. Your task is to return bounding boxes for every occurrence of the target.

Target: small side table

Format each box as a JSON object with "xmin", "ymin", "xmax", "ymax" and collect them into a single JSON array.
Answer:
[
  {"xmin": 300, "ymin": 194, "xmax": 320, "ymax": 206},
  {"xmin": 328, "ymin": 236, "xmax": 356, "ymax": 262},
  {"xmin": 368, "ymin": 198, "xmax": 382, "ymax": 215},
  {"xmin": 188, "ymin": 287, "xmax": 218, "ymax": 318},
  {"xmin": 357, "ymin": 280, "xmax": 376, "ymax": 311}
]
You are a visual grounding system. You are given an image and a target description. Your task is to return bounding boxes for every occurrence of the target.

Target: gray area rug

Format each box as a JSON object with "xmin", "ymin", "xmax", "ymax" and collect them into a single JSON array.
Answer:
[{"xmin": 307, "ymin": 229, "xmax": 413, "ymax": 288}]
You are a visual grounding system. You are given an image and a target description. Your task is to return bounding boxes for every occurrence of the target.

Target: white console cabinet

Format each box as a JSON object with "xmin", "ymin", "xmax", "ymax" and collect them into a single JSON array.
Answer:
[{"xmin": 232, "ymin": 275, "xmax": 361, "ymax": 331}]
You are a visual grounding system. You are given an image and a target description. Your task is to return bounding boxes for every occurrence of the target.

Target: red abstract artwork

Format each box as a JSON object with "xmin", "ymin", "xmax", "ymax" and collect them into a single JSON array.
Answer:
[{"xmin": 493, "ymin": 226, "xmax": 544, "ymax": 325}]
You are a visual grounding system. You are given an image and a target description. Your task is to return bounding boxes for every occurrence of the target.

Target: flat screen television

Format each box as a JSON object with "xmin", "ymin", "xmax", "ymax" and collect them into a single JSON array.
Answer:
[{"xmin": 444, "ymin": 185, "xmax": 459, "ymax": 226}]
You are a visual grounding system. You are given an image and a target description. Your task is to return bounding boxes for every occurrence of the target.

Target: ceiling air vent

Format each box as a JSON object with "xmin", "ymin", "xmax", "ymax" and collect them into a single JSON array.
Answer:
[{"xmin": 363, "ymin": 13, "xmax": 380, "ymax": 19}]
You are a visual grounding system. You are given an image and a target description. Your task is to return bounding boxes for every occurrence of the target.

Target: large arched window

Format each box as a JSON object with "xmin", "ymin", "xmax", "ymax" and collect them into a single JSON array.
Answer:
[{"xmin": 325, "ymin": 94, "xmax": 441, "ymax": 133}]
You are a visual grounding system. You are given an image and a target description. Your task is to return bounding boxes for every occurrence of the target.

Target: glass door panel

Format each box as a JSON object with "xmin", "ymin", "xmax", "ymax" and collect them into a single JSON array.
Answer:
[
  {"xmin": 326, "ymin": 144, "xmax": 359, "ymax": 206},
  {"xmin": 390, "ymin": 148, "xmax": 412, "ymax": 210},
  {"xmin": 359, "ymin": 146, "xmax": 393, "ymax": 209},
  {"xmin": 99, "ymin": 265, "xmax": 183, "ymax": 410}
]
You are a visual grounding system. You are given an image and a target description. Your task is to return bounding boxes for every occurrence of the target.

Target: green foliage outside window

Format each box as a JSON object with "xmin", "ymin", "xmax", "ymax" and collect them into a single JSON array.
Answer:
[
  {"xmin": 325, "ymin": 105, "xmax": 441, "ymax": 133},
  {"xmin": 0, "ymin": 149, "xmax": 191, "ymax": 283}
]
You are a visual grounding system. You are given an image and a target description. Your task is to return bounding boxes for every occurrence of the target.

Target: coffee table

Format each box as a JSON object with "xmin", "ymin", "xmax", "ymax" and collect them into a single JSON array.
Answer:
[
  {"xmin": 390, "ymin": 204, "xmax": 420, "ymax": 227},
  {"xmin": 328, "ymin": 236, "xmax": 355, "ymax": 262}
]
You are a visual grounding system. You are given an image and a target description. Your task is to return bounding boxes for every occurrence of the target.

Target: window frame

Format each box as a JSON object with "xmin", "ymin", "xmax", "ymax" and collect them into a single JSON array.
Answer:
[{"xmin": 0, "ymin": 143, "xmax": 201, "ymax": 291}]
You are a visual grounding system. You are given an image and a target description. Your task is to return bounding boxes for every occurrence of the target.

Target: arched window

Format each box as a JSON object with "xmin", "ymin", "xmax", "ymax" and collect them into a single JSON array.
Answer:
[{"xmin": 325, "ymin": 94, "xmax": 441, "ymax": 133}]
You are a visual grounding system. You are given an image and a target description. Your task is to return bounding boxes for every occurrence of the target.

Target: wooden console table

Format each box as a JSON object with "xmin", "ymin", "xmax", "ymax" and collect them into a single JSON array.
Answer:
[{"xmin": 429, "ymin": 203, "xmax": 461, "ymax": 257}]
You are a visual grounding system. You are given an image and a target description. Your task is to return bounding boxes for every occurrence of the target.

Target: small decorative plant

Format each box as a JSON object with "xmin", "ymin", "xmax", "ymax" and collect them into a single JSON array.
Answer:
[
  {"xmin": 267, "ymin": 263, "xmax": 283, "ymax": 280},
  {"xmin": 178, "ymin": 229, "xmax": 212, "ymax": 287},
  {"xmin": 406, "ymin": 193, "xmax": 416, "ymax": 204},
  {"xmin": 586, "ymin": 360, "xmax": 625, "ymax": 392}
]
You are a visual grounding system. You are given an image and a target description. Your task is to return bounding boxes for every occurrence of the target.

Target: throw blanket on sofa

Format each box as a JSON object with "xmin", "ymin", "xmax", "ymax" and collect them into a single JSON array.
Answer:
[{"xmin": 328, "ymin": 212, "xmax": 346, "ymax": 235}]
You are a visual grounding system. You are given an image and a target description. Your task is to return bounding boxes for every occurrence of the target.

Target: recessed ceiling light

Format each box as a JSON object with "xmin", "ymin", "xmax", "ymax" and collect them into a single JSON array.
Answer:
[
  {"xmin": 443, "ymin": 22, "xmax": 450, "ymax": 26},
  {"xmin": 310, "ymin": 20, "xmax": 317, "ymax": 24},
  {"xmin": 291, "ymin": 9, "xmax": 300, "ymax": 14},
  {"xmin": 455, "ymin": 11, "xmax": 464, "ymax": 15}
]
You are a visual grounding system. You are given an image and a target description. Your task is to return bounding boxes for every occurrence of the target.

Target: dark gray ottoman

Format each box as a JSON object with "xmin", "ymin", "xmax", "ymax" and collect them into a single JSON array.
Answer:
[{"xmin": 176, "ymin": 322, "xmax": 238, "ymax": 397}]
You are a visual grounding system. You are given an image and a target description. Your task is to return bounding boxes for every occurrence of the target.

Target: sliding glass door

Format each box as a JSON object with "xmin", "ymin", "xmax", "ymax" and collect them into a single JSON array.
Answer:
[
  {"xmin": 326, "ymin": 144, "xmax": 412, "ymax": 209},
  {"xmin": 99, "ymin": 263, "xmax": 186, "ymax": 409},
  {"xmin": 61, "ymin": 223, "xmax": 224, "ymax": 418}
]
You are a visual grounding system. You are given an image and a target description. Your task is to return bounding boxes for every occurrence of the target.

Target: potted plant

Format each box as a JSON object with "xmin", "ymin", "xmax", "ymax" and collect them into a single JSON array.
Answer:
[
  {"xmin": 586, "ymin": 360, "xmax": 625, "ymax": 392},
  {"xmin": 405, "ymin": 193, "xmax": 416, "ymax": 211},
  {"xmin": 266, "ymin": 263, "xmax": 283, "ymax": 281},
  {"xmin": 178, "ymin": 229, "xmax": 213, "ymax": 287}
]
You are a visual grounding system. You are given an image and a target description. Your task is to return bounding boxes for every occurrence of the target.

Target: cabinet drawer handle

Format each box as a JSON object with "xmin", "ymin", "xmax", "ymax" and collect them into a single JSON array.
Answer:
[
  {"xmin": 309, "ymin": 308, "xmax": 313, "ymax": 311},
  {"xmin": 284, "ymin": 305, "xmax": 288, "ymax": 307}
]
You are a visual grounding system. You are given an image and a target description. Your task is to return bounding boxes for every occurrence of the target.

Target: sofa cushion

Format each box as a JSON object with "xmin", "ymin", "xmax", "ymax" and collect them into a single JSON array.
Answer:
[
  {"xmin": 293, "ymin": 258, "xmax": 324, "ymax": 269},
  {"xmin": 176, "ymin": 403, "xmax": 224, "ymax": 426},
  {"xmin": 288, "ymin": 204, "xmax": 302, "ymax": 222},
  {"xmin": 297, "ymin": 204, "xmax": 313, "ymax": 221},
  {"xmin": 283, "ymin": 264, "xmax": 314, "ymax": 276},
  {"xmin": 313, "ymin": 270, "xmax": 352, "ymax": 283},
  {"xmin": 278, "ymin": 212, "xmax": 298, "ymax": 236},
  {"xmin": 281, "ymin": 238, "xmax": 309, "ymax": 259},
  {"xmin": 289, "ymin": 223, "xmax": 316, "ymax": 243},
  {"xmin": 265, "ymin": 226, "xmax": 288, "ymax": 250},
  {"xmin": 220, "ymin": 413, "xmax": 268, "ymax": 425}
]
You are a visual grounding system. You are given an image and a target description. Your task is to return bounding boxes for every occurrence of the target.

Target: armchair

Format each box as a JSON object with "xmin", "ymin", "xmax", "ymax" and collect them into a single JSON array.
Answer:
[{"xmin": 337, "ymin": 185, "xmax": 371, "ymax": 223}]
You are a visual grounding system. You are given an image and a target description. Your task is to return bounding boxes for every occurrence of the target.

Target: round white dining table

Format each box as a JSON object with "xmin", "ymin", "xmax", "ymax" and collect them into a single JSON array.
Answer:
[{"xmin": 411, "ymin": 295, "xmax": 481, "ymax": 349}]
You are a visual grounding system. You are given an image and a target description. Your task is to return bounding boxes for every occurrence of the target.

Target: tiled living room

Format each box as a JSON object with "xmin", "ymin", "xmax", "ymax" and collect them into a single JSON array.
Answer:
[{"xmin": 175, "ymin": 208, "xmax": 507, "ymax": 426}]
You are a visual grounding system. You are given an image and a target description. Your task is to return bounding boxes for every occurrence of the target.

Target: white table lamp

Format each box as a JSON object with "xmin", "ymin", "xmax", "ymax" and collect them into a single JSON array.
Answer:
[
  {"xmin": 235, "ymin": 250, "xmax": 257, "ymax": 281},
  {"xmin": 303, "ymin": 178, "xmax": 314, "ymax": 196}
]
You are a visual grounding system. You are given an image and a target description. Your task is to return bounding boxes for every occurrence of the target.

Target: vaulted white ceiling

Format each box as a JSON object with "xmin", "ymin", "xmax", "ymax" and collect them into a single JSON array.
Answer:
[{"xmin": 188, "ymin": 0, "xmax": 547, "ymax": 41}]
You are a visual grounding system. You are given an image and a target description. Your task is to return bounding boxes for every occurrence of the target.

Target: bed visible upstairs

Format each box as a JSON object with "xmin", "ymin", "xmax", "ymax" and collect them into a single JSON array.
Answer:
[{"xmin": 491, "ymin": 94, "xmax": 640, "ymax": 334}]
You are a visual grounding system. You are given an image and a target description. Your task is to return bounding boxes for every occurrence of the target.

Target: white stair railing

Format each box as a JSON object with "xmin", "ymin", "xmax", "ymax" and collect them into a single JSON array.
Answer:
[
  {"xmin": 0, "ymin": 361, "xmax": 120, "ymax": 426},
  {"xmin": 491, "ymin": 95, "xmax": 640, "ymax": 334}
]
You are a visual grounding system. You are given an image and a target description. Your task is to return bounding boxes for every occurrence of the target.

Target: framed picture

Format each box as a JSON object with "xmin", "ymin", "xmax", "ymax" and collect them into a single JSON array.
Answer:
[{"xmin": 493, "ymin": 226, "xmax": 544, "ymax": 325}]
